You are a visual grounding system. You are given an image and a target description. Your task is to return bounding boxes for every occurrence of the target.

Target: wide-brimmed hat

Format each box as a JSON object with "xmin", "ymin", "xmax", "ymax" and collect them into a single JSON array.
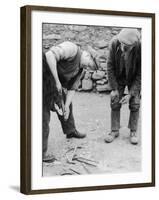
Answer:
[{"xmin": 118, "ymin": 28, "xmax": 140, "ymax": 46}]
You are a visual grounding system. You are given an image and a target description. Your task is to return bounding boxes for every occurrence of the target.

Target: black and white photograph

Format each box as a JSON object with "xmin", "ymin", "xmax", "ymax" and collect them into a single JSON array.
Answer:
[
  {"xmin": 20, "ymin": 6, "xmax": 155, "ymax": 194},
  {"xmin": 42, "ymin": 24, "xmax": 142, "ymax": 177}
]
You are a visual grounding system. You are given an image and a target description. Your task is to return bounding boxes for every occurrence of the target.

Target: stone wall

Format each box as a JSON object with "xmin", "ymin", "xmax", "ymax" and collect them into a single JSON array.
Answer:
[{"xmin": 42, "ymin": 24, "xmax": 122, "ymax": 93}]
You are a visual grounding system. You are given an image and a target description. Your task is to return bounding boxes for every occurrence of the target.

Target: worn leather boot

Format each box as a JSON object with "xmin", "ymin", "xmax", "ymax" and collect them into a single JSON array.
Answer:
[
  {"xmin": 130, "ymin": 131, "xmax": 138, "ymax": 145},
  {"xmin": 43, "ymin": 152, "xmax": 56, "ymax": 163},
  {"xmin": 67, "ymin": 130, "xmax": 86, "ymax": 139},
  {"xmin": 104, "ymin": 131, "xmax": 119, "ymax": 143}
]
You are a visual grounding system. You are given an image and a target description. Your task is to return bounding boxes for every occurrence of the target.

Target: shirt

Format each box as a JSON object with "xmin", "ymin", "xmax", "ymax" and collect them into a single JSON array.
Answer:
[{"xmin": 49, "ymin": 41, "xmax": 83, "ymax": 90}]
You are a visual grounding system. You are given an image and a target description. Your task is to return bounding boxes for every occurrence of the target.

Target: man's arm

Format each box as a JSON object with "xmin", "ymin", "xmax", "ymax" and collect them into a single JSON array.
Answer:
[
  {"xmin": 64, "ymin": 90, "xmax": 75, "ymax": 120},
  {"xmin": 65, "ymin": 90, "xmax": 75, "ymax": 108},
  {"xmin": 129, "ymin": 66, "xmax": 141, "ymax": 96},
  {"xmin": 45, "ymin": 50, "xmax": 62, "ymax": 93},
  {"xmin": 129, "ymin": 45, "xmax": 141, "ymax": 96},
  {"xmin": 107, "ymin": 39, "xmax": 118, "ymax": 91}
]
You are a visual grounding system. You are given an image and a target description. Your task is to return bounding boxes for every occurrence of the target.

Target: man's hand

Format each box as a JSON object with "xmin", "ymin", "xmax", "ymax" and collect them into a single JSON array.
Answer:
[
  {"xmin": 56, "ymin": 81, "xmax": 62, "ymax": 95},
  {"xmin": 64, "ymin": 105, "xmax": 70, "ymax": 121},
  {"xmin": 111, "ymin": 90, "xmax": 119, "ymax": 104},
  {"xmin": 119, "ymin": 94, "xmax": 131, "ymax": 104},
  {"xmin": 54, "ymin": 103, "xmax": 63, "ymax": 116}
]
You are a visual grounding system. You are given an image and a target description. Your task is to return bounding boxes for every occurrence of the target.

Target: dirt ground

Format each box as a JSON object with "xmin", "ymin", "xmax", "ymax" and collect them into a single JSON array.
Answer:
[{"xmin": 43, "ymin": 92, "xmax": 141, "ymax": 176}]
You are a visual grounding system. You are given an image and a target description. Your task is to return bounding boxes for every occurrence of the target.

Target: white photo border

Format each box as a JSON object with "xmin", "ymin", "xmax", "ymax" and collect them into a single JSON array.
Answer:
[{"xmin": 28, "ymin": 7, "xmax": 154, "ymax": 191}]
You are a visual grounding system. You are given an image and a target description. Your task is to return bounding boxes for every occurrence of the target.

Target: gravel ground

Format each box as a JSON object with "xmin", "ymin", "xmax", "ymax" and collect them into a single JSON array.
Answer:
[{"xmin": 43, "ymin": 92, "xmax": 141, "ymax": 176}]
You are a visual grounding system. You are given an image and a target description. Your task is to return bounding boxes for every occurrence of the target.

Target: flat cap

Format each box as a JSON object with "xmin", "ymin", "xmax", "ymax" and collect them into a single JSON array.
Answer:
[{"xmin": 118, "ymin": 28, "xmax": 140, "ymax": 45}]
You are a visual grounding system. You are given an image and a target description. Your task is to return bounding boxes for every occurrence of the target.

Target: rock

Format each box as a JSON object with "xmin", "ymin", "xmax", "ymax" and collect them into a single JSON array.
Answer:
[
  {"xmin": 96, "ymin": 49, "xmax": 107, "ymax": 60},
  {"xmin": 64, "ymin": 32, "xmax": 76, "ymax": 39},
  {"xmin": 96, "ymin": 83, "xmax": 112, "ymax": 92},
  {"xmin": 104, "ymin": 49, "xmax": 110, "ymax": 59},
  {"xmin": 100, "ymin": 63, "xmax": 107, "ymax": 70},
  {"xmin": 84, "ymin": 71, "xmax": 92, "ymax": 79},
  {"xmin": 106, "ymin": 30, "xmax": 112, "ymax": 35},
  {"xmin": 82, "ymin": 79, "xmax": 93, "ymax": 91},
  {"xmin": 96, "ymin": 49, "xmax": 107, "ymax": 66},
  {"xmin": 87, "ymin": 46, "xmax": 98, "ymax": 58},
  {"xmin": 78, "ymin": 34, "xmax": 90, "ymax": 41},
  {"xmin": 112, "ymin": 27, "xmax": 121, "ymax": 31},
  {"xmin": 68, "ymin": 25, "xmax": 87, "ymax": 31},
  {"xmin": 112, "ymin": 30, "xmax": 118, "ymax": 35},
  {"xmin": 105, "ymin": 30, "xmax": 112, "ymax": 41},
  {"xmin": 94, "ymin": 40, "xmax": 109, "ymax": 49},
  {"xmin": 92, "ymin": 70, "xmax": 105, "ymax": 80},
  {"xmin": 96, "ymin": 78, "xmax": 108, "ymax": 85},
  {"xmin": 43, "ymin": 34, "xmax": 61, "ymax": 40}
]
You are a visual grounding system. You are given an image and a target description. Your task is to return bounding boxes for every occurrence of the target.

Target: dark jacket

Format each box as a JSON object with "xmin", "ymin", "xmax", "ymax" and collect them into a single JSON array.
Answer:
[{"xmin": 107, "ymin": 37, "xmax": 141, "ymax": 96}]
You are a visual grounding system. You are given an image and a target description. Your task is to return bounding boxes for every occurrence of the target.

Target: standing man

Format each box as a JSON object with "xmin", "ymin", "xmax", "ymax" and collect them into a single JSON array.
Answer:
[
  {"xmin": 105, "ymin": 28, "xmax": 141, "ymax": 145},
  {"xmin": 43, "ymin": 41, "xmax": 98, "ymax": 162}
]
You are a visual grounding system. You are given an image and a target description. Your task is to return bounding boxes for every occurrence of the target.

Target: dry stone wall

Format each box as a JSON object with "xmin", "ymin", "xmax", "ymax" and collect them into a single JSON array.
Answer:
[{"xmin": 43, "ymin": 24, "xmax": 121, "ymax": 93}]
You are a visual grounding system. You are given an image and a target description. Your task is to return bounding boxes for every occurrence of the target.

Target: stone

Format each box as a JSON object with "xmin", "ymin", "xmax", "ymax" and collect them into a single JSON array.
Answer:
[
  {"xmin": 106, "ymin": 30, "xmax": 112, "ymax": 35},
  {"xmin": 68, "ymin": 25, "xmax": 87, "ymax": 31},
  {"xmin": 98, "ymin": 57, "xmax": 107, "ymax": 62},
  {"xmin": 100, "ymin": 63, "xmax": 107, "ymax": 70},
  {"xmin": 64, "ymin": 32, "xmax": 76, "ymax": 39},
  {"xmin": 112, "ymin": 30, "xmax": 119, "ymax": 35},
  {"xmin": 105, "ymin": 30, "xmax": 112, "ymax": 41},
  {"xmin": 87, "ymin": 46, "xmax": 98, "ymax": 58},
  {"xmin": 96, "ymin": 79, "xmax": 108, "ymax": 85},
  {"xmin": 94, "ymin": 40, "xmax": 109, "ymax": 49},
  {"xmin": 43, "ymin": 34, "xmax": 61, "ymax": 40},
  {"xmin": 92, "ymin": 70, "xmax": 105, "ymax": 80},
  {"xmin": 84, "ymin": 71, "xmax": 92, "ymax": 79},
  {"xmin": 104, "ymin": 49, "xmax": 110, "ymax": 59},
  {"xmin": 96, "ymin": 83, "xmax": 112, "ymax": 92},
  {"xmin": 96, "ymin": 49, "xmax": 107, "ymax": 59},
  {"xmin": 95, "ymin": 49, "xmax": 107, "ymax": 66},
  {"xmin": 78, "ymin": 34, "xmax": 90, "ymax": 41},
  {"xmin": 82, "ymin": 79, "xmax": 93, "ymax": 91},
  {"xmin": 112, "ymin": 27, "xmax": 121, "ymax": 31}
]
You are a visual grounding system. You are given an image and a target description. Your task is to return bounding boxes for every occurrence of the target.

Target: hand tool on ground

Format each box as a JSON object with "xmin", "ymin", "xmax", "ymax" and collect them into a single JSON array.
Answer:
[
  {"xmin": 65, "ymin": 146, "xmax": 82, "ymax": 164},
  {"xmin": 73, "ymin": 157, "xmax": 98, "ymax": 167}
]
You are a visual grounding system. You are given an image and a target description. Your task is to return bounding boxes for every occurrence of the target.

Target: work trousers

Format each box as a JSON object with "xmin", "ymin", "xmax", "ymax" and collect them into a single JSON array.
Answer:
[
  {"xmin": 111, "ymin": 85, "xmax": 140, "ymax": 132},
  {"xmin": 43, "ymin": 90, "xmax": 76, "ymax": 155}
]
